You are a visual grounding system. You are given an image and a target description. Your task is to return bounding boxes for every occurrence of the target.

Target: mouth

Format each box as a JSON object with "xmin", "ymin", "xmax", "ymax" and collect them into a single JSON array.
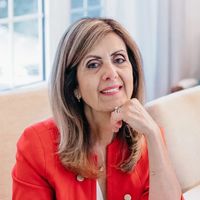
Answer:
[{"xmin": 100, "ymin": 85, "xmax": 123, "ymax": 95}]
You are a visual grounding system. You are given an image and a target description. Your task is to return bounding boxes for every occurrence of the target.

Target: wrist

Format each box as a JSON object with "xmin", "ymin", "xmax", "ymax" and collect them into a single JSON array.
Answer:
[{"xmin": 144, "ymin": 125, "xmax": 161, "ymax": 141}]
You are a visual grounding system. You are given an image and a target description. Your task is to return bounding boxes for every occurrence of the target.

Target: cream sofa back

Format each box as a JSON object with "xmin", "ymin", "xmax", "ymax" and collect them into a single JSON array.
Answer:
[
  {"xmin": 146, "ymin": 86, "xmax": 200, "ymax": 193},
  {"xmin": 0, "ymin": 83, "xmax": 51, "ymax": 200}
]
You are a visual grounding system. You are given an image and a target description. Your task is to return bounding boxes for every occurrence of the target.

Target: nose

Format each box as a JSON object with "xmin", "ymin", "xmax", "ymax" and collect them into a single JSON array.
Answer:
[{"xmin": 102, "ymin": 62, "xmax": 119, "ymax": 81}]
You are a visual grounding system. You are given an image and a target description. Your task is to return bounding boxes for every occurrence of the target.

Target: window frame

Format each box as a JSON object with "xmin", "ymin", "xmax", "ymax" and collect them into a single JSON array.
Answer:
[
  {"xmin": 70, "ymin": 0, "xmax": 104, "ymax": 23},
  {"xmin": 0, "ymin": 0, "xmax": 106, "ymax": 91},
  {"xmin": 0, "ymin": 0, "xmax": 45, "ymax": 90},
  {"xmin": 44, "ymin": 0, "xmax": 105, "ymax": 80}
]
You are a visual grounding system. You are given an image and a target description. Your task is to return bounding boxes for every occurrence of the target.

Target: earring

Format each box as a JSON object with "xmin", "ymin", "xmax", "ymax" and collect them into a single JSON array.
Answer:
[{"xmin": 74, "ymin": 89, "xmax": 81, "ymax": 102}]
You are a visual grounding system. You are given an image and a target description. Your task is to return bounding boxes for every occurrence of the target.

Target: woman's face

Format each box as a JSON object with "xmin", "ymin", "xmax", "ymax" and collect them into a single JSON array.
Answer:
[{"xmin": 77, "ymin": 32, "xmax": 133, "ymax": 112}]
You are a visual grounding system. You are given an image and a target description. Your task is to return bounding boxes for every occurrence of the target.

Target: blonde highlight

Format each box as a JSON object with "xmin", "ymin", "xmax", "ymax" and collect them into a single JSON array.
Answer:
[{"xmin": 49, "ymin": 18, "xmax": 145, "ymax": 178}]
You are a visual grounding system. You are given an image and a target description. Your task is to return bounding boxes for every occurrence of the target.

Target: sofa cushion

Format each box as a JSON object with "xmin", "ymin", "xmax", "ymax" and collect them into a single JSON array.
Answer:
[
  {"xmin": 0, "ymin": 83, "xmax": 51, "ymax": 200},
  {"xmin": 145, "ymin": 86, "xmax": 200, "ymax": 192},
  {"xmin": 183, "ymin": 185, "xmax": 200, "ymax": 200}
]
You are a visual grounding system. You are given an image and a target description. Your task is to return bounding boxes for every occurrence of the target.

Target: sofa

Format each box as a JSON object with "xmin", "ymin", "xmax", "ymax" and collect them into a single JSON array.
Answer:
[
  {"xmin": 146, "ymin": 86, "xmax": 200, "ymax": 199},
  {"xmin": 0, "ymin": 84, "xmax": 199, "ymax": 199},
  {"xmin": 0, "ymin": 83, "xmax": 51, "ymax": 200}
]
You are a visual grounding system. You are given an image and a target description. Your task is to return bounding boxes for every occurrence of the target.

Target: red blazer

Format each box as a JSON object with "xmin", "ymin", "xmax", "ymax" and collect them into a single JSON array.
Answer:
[{"xmin": 12, "ymin": 118, "xmax": 183, "ymax": 200}]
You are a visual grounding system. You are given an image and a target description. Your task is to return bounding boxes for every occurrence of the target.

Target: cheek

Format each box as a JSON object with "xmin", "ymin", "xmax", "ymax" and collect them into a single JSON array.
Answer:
[
  {"xmin": 124, "ymin": 70, "xmax": 134, "ymax": 97},
  {"xmin": 79, "ymin": 78, "xmax": 98, "ymax": 102},
  {"xmin": 77, "ymin": 71, "xmax": 95, "ymax": 99},
  {"xmin": 128, "ymin": 80, "xmax": 134, "ymax": 98}
]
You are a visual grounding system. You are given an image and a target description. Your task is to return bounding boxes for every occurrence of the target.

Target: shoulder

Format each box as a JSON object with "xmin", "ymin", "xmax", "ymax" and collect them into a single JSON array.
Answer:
[
  {"xmin": 16, "ymin": 118, "xmax": 60, "ymax": 172},
  {"xmin": 18, "ymin": 118, "xmax": 59, "ymax": 148},
  {"xmin": 23, "ymin": 117, "xmax": 58, "ymax": 136}
]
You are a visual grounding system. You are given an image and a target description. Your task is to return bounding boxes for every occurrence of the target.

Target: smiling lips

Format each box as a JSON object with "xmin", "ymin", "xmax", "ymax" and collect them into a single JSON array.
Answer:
[{"xmin": 100, "ymin": 85, "xmax": 122, "ymax": 95}]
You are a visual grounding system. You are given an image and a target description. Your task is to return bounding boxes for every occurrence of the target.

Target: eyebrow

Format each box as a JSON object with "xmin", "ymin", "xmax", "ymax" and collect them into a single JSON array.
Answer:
[
  {"xmin": 84, "ymin": 49, "xmax": 127, "ymax": 61},
  {"xmin": 84, "ymin": 55, "xmax": 101, "ymax": 60},
  {"xmin": 111, "ymin": 49, "xmax": 126, "ymax": 56}
]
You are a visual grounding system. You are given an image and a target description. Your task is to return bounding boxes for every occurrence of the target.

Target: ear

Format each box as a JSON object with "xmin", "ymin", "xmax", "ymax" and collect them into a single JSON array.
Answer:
[{"xmin": 74, "ymin": 89, "xmax": 81, "ymax": 102}]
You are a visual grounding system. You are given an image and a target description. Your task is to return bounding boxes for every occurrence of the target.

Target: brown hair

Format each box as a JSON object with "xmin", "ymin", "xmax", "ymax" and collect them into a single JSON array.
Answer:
[{"xmin": 49, "ymin": 18, "xmax": 144, "ymax": 178}]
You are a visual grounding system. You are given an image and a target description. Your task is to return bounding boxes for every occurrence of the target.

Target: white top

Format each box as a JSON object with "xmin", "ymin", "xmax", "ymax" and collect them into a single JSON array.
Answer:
[{"xmin": 96, "ymin": 181, "xmax": 104, "ymax": 200}]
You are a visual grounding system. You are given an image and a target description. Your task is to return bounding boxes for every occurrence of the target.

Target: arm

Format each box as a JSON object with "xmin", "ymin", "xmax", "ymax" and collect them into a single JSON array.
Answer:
[
  {"xmin": 111, "ymin": 99, "xmax": 183, "ymax": 200},
  {"xmin": 12, "ymin": 126, "xmax": 54, "ymax": 199},
  {"xmin": 145, "ymin": 127, "xmax": 182, "ymax": 200}
]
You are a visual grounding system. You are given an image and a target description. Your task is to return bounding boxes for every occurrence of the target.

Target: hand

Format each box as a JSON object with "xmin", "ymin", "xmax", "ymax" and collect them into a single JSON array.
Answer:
[{"xmin": 110, "ymin": 98, "xmax": 160, "ymax": 137}]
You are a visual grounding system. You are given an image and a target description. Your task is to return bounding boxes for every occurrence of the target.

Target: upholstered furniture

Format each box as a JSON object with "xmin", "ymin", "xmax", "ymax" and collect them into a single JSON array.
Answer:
[
  {"xmin": 146, "ymin": 86, "xmax": 200, "ymax": 199},
  {"xmin": 0, "ymin": 83, "xmax": 51, "ymax": 200},
  {"xmin": 170, "ymin": 78, "xmax": 200, "ymax": 93},
  {"xmin": 0, "ymin": 84, "xmax": 199, "ymax": 199}
]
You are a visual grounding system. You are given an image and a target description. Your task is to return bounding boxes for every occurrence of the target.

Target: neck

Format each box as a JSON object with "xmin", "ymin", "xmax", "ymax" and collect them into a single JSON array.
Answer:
[{"xmin": 84, "ymin": 106, "xmax": 115, "ymax": 147}]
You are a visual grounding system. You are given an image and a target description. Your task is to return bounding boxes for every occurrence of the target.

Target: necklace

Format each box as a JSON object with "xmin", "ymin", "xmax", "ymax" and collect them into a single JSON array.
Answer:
[
  {"xmin": 99, "ymin": 165, "xmax": 104, "ymax": 172},
  {"xmin": 96, "ymin": 146, "xmax": 106, "ymax": 172}
]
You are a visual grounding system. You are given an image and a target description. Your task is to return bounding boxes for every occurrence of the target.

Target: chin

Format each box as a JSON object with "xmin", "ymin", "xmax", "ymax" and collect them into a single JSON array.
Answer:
[
  {"xmin": 115, "ymin": 98, "xmax": 128, "ymax": 106},
  {"xmin": 105, "ymin": 99, "xmax": 127, "ymax": 111}
]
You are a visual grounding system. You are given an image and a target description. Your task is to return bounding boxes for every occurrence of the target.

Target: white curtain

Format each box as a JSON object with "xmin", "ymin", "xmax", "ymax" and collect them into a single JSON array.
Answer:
[{"xmin": 104, "ymin": 0, "xmax": 200, "ymax": 101}]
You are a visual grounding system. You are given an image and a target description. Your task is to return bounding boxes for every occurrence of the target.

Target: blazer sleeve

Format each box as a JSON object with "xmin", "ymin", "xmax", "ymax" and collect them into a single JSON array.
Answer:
[
  {"xmin": 12, "ymin": 126, "xmax": 54, "ymax": 199},
  {"xmin": 135, "ymin": 136, "xmax": 149, "ymax": 200},
  {"xmin": 140, "ymin": 175, "xmax": 149, "ymax": 200}
]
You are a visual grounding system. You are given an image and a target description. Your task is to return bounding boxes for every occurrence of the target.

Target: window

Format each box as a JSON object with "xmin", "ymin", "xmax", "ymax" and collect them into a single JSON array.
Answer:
[
  {"xmin": 71, "ymin": 0, "xmax": 103, "ymax": 23},
  {"xmin": 0, "ymin": 0, "xmax": 45, "ymax": 91}
]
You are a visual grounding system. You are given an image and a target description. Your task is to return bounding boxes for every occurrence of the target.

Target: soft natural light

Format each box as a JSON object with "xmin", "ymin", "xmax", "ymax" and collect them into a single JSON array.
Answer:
[
  {"xmin": 0, "ymin": 0, "xmax": 104, "ymax": 91},
  {"xmin": 0, "ymin": 0, "xmax": 44, "ymax": 90},
  {"xmin": 70, "ymin": 0, "xmax": 102, "ymax": 23}
]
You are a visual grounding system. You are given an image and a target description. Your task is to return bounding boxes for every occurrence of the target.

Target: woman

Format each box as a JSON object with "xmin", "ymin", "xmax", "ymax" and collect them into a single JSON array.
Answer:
[{"xmin": 12, "ymin": 18, "xmax": 184, "ymax": 200}]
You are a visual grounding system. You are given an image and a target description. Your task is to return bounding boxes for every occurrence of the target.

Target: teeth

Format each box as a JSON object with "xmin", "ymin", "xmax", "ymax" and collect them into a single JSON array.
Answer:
[{"xmin": 102, "ymin": 88, "xmax": 119, "ymax": 93}]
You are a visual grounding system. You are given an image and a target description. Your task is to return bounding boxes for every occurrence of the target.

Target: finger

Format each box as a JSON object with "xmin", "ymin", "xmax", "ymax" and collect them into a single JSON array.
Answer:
[
  {"xmin": 110, "ymin": 106, "xmax": 123, "ymax": 123},
  {"xmin": 110, "ymin": 106, "xmax": 123, "ymax": 132},
  {"xmin": 112, "ymin": 120, "xmax": 123, "ymax": 133},
  {"xmin": 111, "ymin": 121, "xmax": 122, "ymax": 133}
]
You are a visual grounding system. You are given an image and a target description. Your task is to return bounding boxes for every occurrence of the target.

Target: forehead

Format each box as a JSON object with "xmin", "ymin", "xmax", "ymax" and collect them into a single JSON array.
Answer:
[{"xmin": 86, "ymin": 32, "xmax": 127, "ymax": 55}]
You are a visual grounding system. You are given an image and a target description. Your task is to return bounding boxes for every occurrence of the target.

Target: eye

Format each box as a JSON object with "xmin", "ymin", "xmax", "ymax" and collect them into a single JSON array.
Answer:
[
  {"xmin": 113, "ymin": 54, "xmax": 126, "ymax": 64},
  {"xmin": 86, "ymin": 62, "xmax": 100, "ymax": 69},
  {"xmin": 86, "ymin": 58, "xmax": 102, "ymax": 69}
]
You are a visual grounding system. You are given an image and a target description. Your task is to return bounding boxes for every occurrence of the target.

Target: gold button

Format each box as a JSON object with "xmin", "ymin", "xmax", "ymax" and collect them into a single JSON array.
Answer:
[
  {"xmin": 76, "ymin": 174, "xmax": 84, "ymax": 182},
  {"xmin": 124, "ymin": 194, "xmax": 132, "ymax": 200}
]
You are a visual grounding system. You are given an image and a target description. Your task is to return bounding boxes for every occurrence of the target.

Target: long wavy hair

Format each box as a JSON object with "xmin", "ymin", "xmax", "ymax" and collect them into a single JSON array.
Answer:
[{"xmin": 49, "ymin": 18, "xmax": 144, "ymax": 178}]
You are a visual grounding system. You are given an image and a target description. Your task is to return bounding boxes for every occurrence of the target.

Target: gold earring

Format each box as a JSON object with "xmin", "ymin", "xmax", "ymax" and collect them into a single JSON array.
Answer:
[{"xmin": 74, "ymin": 90, "xmax": 81, "ymax": 102}]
